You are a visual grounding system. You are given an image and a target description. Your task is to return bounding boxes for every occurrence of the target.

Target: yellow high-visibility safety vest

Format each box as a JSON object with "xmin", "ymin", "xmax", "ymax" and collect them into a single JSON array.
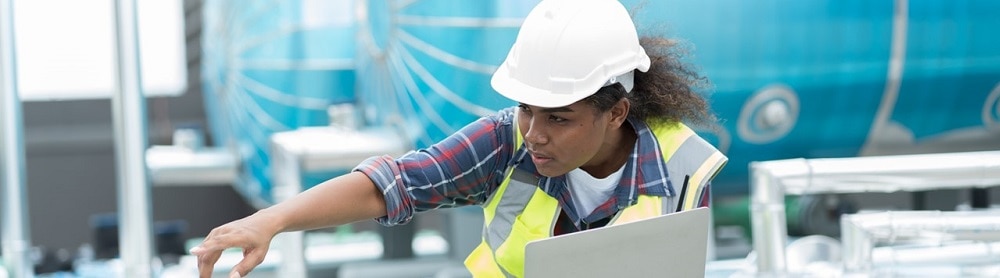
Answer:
[{"xmin": 464, "ymin": 119, "xmax": 728, "ymax": 277}]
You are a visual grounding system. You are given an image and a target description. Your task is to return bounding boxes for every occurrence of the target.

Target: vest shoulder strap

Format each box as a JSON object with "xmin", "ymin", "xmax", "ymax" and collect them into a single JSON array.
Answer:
[{"xmin": 651, "ymin": 122, "xmax": 727, "ymax": 211}]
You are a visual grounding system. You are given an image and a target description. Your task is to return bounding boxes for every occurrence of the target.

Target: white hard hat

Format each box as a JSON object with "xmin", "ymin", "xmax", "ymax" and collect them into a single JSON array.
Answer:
[{"xmin": 491, "ymin": 0, "xmax": 651, "ymax": 108}]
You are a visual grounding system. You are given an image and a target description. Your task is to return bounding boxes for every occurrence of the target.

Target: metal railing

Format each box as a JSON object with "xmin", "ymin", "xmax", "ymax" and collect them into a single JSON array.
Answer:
[
  {"xmin": 843, "ymin": 211, "xmax": 1000, "ymax": 272},
  {"xmin": 749, "ymin": 150, "xmax": 1000, "ymax": 276}
]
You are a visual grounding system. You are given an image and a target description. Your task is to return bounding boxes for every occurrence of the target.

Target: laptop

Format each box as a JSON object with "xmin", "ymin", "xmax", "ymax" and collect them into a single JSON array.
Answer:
[{"xmin": 524, "ymin": 207, "xmax": 711, "ymax": 278}]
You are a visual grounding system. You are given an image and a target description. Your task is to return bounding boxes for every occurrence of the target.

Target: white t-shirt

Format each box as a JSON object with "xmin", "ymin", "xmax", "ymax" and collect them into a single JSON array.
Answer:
[{"xmin": 566, "ymin": 164, "xmax": 626, "ymax": 219}]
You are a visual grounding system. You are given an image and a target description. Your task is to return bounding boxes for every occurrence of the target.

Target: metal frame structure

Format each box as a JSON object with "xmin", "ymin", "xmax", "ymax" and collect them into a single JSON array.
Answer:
[
  {"xmin": 1, "ymin": 0, "xmax": 33, "ymax": 276},
  {"xmin": 3, "ymin": 1, "xmax": 159, "ymax": 277},
  {"xmin": 270, "ymin": 125, "xmax": 408, "ymax": 277},
  {"xmin": 111, "ymin": 0, "xmax": 155, "ymax": 276},
  {"xmin": 749, "ymin": 150, "xmax": 1000, "ymax": 275},
  {"xmin": 842, "ymin": 211, "xmax": 1000, "ymax": 272}
]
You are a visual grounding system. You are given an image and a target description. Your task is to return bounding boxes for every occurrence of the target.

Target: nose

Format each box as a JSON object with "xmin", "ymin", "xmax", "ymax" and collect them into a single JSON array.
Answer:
[{"xmin": 523, "ymin": 117, "xmax": 549, "ymax": 146}]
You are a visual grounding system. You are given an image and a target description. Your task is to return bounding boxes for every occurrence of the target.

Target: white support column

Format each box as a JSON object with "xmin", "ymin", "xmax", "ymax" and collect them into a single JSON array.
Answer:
[
  {"xmin": 111, "ymin": 0, "xmax": 155, "ymax": 277},
  {"xmin": 271, "ymin": 146, "xmax": 307, "ymax": 278},
  {"xmin": 0, "ymin": 0, "xmax": 33, "ymax": 276}
]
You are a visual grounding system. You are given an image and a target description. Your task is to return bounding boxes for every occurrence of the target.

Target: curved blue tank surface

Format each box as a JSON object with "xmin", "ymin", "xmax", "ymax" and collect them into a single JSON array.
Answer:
[
  {"xmin": 624, "ymin": 0, "xmax": 1000, "ymax": 196},
  {"xmin": 203, "ymin": 0, "xmax": 1000, "ymax": 201},
  {"xmin": 202, "ymin": 0, "xmax": 356, "ymax": 202},
  {"xmin": 354, "ymin": 0, "xmax": 537, "ymax": 146}
]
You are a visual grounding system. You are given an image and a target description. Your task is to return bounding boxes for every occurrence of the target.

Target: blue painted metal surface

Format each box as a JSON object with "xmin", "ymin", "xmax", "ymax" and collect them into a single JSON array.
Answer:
[
  {"xmin": 202, "ymin": 0, "xmax": 356, "ymax": 202},
  {"xmin": 625, "ymin": 0, "xmax": 1000, "ymax": 196},
  {"xmin": 202, "ymin": 0, "xmax": 1000, "ymax": 201},
  {"xmin": 354, "ymin": 0, "xmax": 537, "ymax": 146},
  {"xmin": 629, "ymin": 0, "xmax": 895, "ymax": 195}
]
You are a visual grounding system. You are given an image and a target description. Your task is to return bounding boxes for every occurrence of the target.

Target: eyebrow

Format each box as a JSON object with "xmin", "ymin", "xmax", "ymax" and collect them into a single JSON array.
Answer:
[{"xmin": 519, "ymin": 103, "xmax": 574, "ymax": 113}]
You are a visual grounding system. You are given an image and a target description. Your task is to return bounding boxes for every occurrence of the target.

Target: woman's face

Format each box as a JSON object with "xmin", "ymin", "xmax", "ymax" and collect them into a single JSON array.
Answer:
[{"xmin": 516, "ymin": 100, "xmax": 627, "ymax": 177}]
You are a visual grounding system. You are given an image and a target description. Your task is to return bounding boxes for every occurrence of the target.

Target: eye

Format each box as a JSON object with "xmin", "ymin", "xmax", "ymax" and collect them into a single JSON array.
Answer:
[
  {"xmin": 518, "ymin": 104, "xmax": 532, "ymax": 115},
  {"xmin": 549, "ymin": 115, "xmax": 567, "ymax": 123}
]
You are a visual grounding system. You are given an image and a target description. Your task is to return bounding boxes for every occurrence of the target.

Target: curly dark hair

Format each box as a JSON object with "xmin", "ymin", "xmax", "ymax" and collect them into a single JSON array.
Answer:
[{"xmin": 584, "ymin": 37, "xmax": 717, "ymax": 129}]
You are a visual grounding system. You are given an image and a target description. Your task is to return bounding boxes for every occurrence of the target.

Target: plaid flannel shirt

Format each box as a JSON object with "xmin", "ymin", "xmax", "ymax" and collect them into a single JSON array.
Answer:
[{"xmin": 354, "ymin": 107, "xmax": 709, "ymax": 233}]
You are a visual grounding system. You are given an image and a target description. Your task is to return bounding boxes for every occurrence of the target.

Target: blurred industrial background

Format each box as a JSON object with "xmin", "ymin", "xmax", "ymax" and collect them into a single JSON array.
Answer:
[{"xmin": 2, "ymin": 0, "xmax": 999, "ymax": 277}]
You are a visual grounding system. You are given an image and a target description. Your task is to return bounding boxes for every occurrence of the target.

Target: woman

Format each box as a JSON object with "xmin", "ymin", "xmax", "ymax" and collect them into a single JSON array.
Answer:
[{"xmin": 191, "ymin": 0, "xmax": 726, "ymax": 277}]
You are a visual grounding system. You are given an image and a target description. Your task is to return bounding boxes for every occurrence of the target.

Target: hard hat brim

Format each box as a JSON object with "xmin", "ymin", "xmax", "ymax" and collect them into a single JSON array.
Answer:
[{"xmin": 491, "ymin": 64, "xmax": 593, "ymax": 108}]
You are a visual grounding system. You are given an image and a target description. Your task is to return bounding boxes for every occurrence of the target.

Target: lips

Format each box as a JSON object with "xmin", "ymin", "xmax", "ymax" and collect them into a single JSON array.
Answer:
[{"xmin": 528, "ymin": 149, "xmax": 554, "ymax": 165}]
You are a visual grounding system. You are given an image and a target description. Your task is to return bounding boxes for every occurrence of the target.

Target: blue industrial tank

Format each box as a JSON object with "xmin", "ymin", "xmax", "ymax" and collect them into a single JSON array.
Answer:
[
  {"xmin": 202, "ymin": 0, "xmax": 357, "ymax": 203},
  {"xmin": 354, "ymin": 0, "xmax": 538, "ymax": 146},
  {"xmin": 202, "ymin": 0, "xmax": 1000, "ymax": 203},
  {"xmin": 623, "ymin": 0, "xmax": 1000, "ymax": 196}
]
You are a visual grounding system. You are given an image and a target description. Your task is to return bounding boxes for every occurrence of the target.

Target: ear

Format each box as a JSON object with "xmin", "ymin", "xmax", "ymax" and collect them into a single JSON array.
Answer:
[{"xmin": 608, "ymin": 98, "xmax": 630, "ymax": 128}]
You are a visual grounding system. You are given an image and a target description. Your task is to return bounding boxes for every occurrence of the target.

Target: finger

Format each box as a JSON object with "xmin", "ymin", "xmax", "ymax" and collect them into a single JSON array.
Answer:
[
  {"xmin": 230, "ymin": 247, "xmax": 268, "ymax": 278},
  {"xmin": 193, "ymin": 234, "xmax": 245, "ymax": 277},
  {"xmin": 196, "ymin": 249, "xmax": 223, "ymax": 278},
  {"xmin": 192, "ymin": 233, "xmax": 241, "ymax": 255}
]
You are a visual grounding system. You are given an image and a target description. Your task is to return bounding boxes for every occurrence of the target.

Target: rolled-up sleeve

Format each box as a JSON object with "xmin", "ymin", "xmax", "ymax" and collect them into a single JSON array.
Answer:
[
  {"xmin": 353, "ymin": 155, "xmax": 413, "ymax": 226},
  {"xmin": 354, "ymin": 109, "xmax": 516, "ymax": 226}
]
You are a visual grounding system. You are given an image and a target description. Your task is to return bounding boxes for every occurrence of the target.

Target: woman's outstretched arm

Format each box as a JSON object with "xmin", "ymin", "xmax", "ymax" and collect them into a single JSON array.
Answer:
[{"xmin": 189, "ymin": 172, "xmax": 386, "ymax": 278}]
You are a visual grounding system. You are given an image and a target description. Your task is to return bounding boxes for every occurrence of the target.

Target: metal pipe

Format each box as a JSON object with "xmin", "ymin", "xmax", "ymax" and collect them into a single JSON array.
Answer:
[
  {"xmin": 872, "ymin": 241, "xmax": 1000, "ymax": 266},
  {"xmin": 840, "ymin": 212, "xmax": 874, "ymax": 272},
  {"xmin": 872, "ymin": 265, "xmax": 1000, "ymax": 278},
  {"xmin": 111, "ymin": 0, "xmax": 155, "ymax": 277},
  {"xmin": 842, "ymin": 211, "xmax": 1000, "ymax": 272},
  {"xmin": 844, "ymin": 211, "xmax": 1000, "ymax": 235},
  {"xmin": 749, "ymin": 161, "xmax": 793, "ymax": 274},
  {"xmin": 271, "ymin": 147, "xmax": 307, "ymax": 278},
  {"xmin": 749, "ymin": 151, "xmax": 1000, "ymax": 275},
  {"xmin": 769, "ymin": 151, "xmax": 1000, "ymax": 195},
  {"xmin": 0, "ymin": 0, "xmax": 33, "ymax": 276}
]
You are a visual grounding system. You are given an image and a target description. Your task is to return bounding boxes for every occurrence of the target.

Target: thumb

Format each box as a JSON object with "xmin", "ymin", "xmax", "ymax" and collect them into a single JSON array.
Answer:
[{"xmin": 230, "ymin": 247, "xmax": 266, "ymax": 278}]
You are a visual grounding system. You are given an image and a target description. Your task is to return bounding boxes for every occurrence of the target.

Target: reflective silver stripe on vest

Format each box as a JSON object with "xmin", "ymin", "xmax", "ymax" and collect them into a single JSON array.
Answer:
[
  {"xmin": 483, "ymin": 169, "xmax": 539, "ymax": 255},
  {"xmin": 665, "ymin": 135, "xmax": 718, "ymax": 209}
]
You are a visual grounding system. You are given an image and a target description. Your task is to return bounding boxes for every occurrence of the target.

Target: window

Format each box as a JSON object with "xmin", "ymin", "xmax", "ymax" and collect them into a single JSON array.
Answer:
[{"xmin": 14, "ymin": 0, "xmax": 187, "ymax": 101}]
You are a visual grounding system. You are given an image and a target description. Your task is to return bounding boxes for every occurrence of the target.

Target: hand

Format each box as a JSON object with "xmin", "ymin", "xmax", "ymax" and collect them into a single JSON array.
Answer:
[{"xmin": 189, "ymin": 212, "xmax": 282, "ymax": 278}]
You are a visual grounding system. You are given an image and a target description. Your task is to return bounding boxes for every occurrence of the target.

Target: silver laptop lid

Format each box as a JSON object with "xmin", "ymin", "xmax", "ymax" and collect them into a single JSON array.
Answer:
[{"xmin": 524, "ymin": 207, "xmax": 711, "ymax": 278}]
